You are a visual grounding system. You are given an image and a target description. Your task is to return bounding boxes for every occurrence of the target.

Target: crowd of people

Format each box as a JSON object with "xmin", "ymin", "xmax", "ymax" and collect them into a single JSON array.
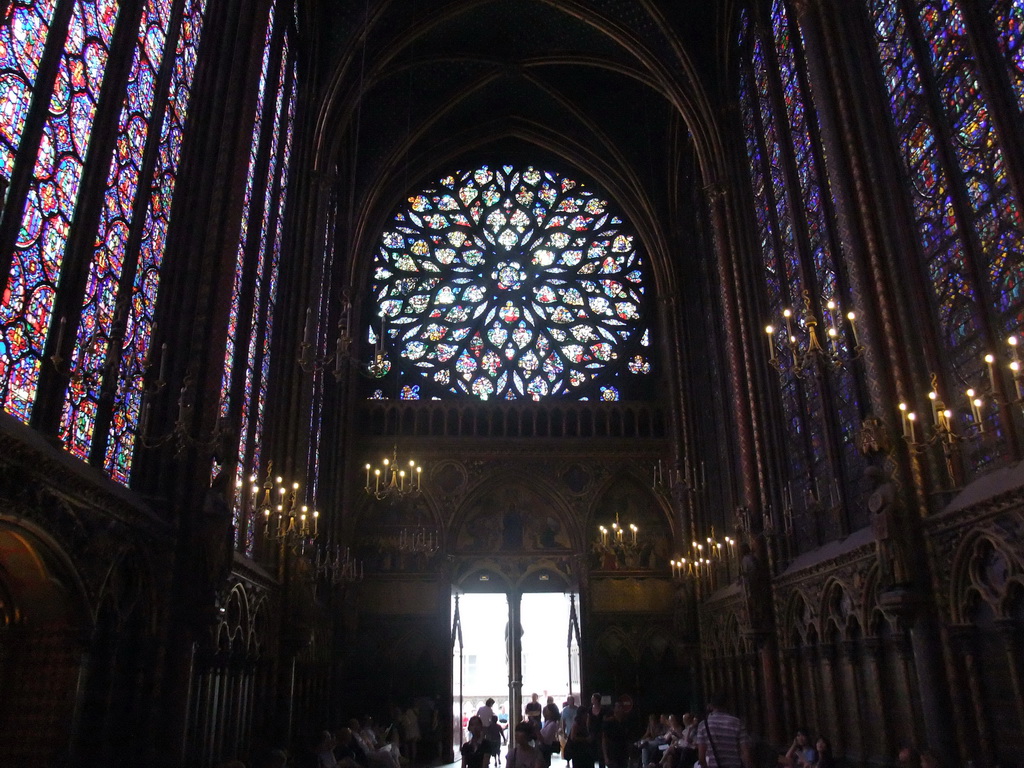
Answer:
[{"xmin": 217, "ymin": 692, "xmax": 945, "ymax": 768}]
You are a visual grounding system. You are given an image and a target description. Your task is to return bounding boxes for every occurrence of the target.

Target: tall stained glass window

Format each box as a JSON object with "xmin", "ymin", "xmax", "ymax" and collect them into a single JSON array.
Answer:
[
  {"xmin": 738, "ymin": 3, "xmax": 862, "ymax": 547},
  {"xmin": 221, "ymin": 0, "xmax": 298, "ymax": 554},
  {"xmin": 0, "ymin": 0, "xmax": 121, "ymax": 422},
  {"xmin": 0, "ymin": 0, "xmax": 61, "ymax": 194},
  {"xmin": 369, "ymin": 164, "xmax": 651, "ymax": 401},
  {"xmin": 0, "ymin": 0, "xmax": 208, "ymax": 484},
  {"xmin": 868, "ymin": 0, "xmax": 1024, "ymax": 463}
]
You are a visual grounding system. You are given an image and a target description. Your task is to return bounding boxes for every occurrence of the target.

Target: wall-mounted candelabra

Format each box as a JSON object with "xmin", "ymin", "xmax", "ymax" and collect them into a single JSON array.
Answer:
[
  {"xmin": 364, "ymin": 446, "xmax": 423, "ymax": 501},
  {"xmin": 240, "ymin": 464, "xmax": 319, "ymax": 552},
  {"xmin": 297, "ymin": 294, "xmax": 393, "ymax": 380},
  {"xmin": 765, "ymin": 291, "xmax": 862, "ymax": 377},
  {"xmin": 594, "ymin": 512, "xmax": 641, "ymax": 569},
  {"xmin": 399, "ymin": 525, "xmax": 439, "ymax": 554},
  {"xmin": 670, "ymin": 527, "xmax": 737, "ymax": 588},
  {"xmin": 139, "ymin": 364, "xmax": 228, "ymax": 456},
  {"xmin": 313, "ymin": 544, "xmax": 363, "ymax": 585},
  {"xmin": 298, "ymin": 292, "xmax": 353, "ymax": 381}
]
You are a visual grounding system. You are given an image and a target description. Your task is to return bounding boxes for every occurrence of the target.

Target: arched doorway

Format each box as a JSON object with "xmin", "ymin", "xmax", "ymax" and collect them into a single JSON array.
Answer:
[
  {"xmin": 0, "ymin": 521, "xmax": 91, "ymax": 766},
  {"xmin": 450, "ymin": 560, "xmax": 580, "ymax": 757}
]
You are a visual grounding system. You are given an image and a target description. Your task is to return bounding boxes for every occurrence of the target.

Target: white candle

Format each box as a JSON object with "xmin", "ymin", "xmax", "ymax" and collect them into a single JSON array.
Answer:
[
  {"xmin": 765, "ymin": 325, "xmax": 776, "ymax": 362},
  {"xmin": 846, "ymin": 311, "xmax": 859, "ymax": 348},
  {"xmin": 986, "ymin": 354, "xmax": 998, "ymax": 392},
  {"xmin": 303, "ymin": 306, "xmax": 313, "ymax": 346}
]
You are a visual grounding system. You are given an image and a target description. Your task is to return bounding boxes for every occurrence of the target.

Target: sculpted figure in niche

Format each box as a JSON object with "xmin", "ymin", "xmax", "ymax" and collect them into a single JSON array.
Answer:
[
  {"xmin": 739, "ymin": 537, "xmax": 773, "ymax": 632},
  {"xmin": 866, "ymin": 466, "xmax": 912, "ymax": 590}
]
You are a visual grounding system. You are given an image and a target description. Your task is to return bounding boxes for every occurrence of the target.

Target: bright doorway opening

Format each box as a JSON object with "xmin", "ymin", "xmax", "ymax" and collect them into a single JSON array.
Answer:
[{"xmin": 452, "ymin": 592, "xmax": 580, "ymax": 757}]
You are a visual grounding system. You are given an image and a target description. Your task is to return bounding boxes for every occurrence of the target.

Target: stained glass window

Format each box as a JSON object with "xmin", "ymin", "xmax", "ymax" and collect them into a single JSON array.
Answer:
[
  {"xmin": 868, "ymin": 0, "xmax": 1024, "ymax": 465},
  {"xmin": 0, "ymin": 0, "xmax": 60, "ymax": 192},
  {"xmin": 0, "ymin": 0, "xmax": 207, "ymax": 483},
  {"xmin": 103, "ymin": 0, "xmax": 207, "ymax": 482},
  {"xmin": 222, "ymin": 0, "xmax": 298, "ymax": 554},
  {"xmin": 59, "ymin": 0, "xmax": 177, "ymax": 461},
  {"xmin": 738, "ymin": 3, "xmax": 863, "ymax": 545},
  {"xmin": 0, "ymin": 0, "xmax": 120, "ymax": 422},
  {"xmin": 369, "ymin": 164, "xmax": 651, "ymax": 401},
  {"xmin": 990, "ymin": 0, "xmax": 1024, "ymax": 110}
]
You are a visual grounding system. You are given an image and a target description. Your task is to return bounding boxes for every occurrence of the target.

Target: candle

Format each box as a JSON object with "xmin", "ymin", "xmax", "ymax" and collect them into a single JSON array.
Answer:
[
  {"xmin": 985, "ymin": 353, "xmax": 998, "ymax": 392},
  {"xmin": 375, "ymin": 468, "xmax": 380, "ymax": 493},
  {"xmin": 827, "ymin": 326, "xmax": 839, "ymax": 356},
  {"xmin": 783, "ymin": 309, "xmax": 794, "ymax": 339},
  {"xmin": 365, "ymin": 463, "xmax": 371, "ymax": 489},
  {"xmin": 846, "ymin": 311, "xmax": 859, "ymax": 348},
  {"xmin": 158, "ymin": 342, "xmax": 168, "ymax": 383},
  {"xmin": 928, "ymin": 390, "xmax": 939, "ymax": 423},
  {"xmin": 139, "ymin": 397, "xmax": 151, "ymax": 434},
  {"xmin": 177, "ymin": 384, "xmax": 189, "ymax": 424},
  {"xmin": 313, "ymin": 509, "xmax": 319, "ymax": 536},
  {"xmin": 765, "ymin": 325, "xmax": 777, "ymax": 362},
  {"xmin": 335, "ymin": 335, "xmax": 345, "ymax": 375},
  {"xmin": 417, "ymin": 465, "xmax": 422, "ymax": 490},
  {"xmin": 1009, "ymin": 335, "xmax": 1021, "ymax": 363},
  {"xmin": 600, "ymin": 526, "xmax": 608, "ymax": 545},
  {"xmin": 55, "ymin": 315, "xmax": 66, "ymax": 351},
  {"xmin": 1012, "ymin": 361, "xmax": 1024, "ymax": 399},
  {"xmin": 898, "ymin": 402, "xmax": 909, "ymax": 437},
  {"xmin": 303, "ymin": 307, "xmax": 313, "ymax": 347},
  {"xmin": 907, "ymin": 411, "xmax": 917, "ymax": 443},
  {"xmin": 630, "ymin": 524, "xmax": 638, "ymax": 543}
]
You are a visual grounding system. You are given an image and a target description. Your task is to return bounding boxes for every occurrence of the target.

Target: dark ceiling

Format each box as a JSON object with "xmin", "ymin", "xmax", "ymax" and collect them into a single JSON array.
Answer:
[{"xmin": 303, "ymin": 0, "xmax": 736, "ymax": 279}]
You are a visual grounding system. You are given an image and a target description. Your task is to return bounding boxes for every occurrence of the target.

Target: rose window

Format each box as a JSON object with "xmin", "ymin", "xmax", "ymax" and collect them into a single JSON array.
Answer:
[{"xmin": 369, "ymin": 164, "xmax": 651, "ymax": 400}]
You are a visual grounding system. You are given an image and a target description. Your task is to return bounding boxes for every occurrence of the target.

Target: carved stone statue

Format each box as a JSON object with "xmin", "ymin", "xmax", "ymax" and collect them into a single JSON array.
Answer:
[
  {"xmin": 865, "ymin": 466, "xmax": 912, "ymax": 590},
  {"xmin": 739, "ymin": 537, "xmax": 773, "ymax": 632}
]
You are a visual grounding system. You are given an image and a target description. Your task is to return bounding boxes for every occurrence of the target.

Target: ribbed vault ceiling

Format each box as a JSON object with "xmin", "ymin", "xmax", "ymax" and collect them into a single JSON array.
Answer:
[{"xmin": 305, "ymin": 0, "xmax": 733, "ymax": 287}]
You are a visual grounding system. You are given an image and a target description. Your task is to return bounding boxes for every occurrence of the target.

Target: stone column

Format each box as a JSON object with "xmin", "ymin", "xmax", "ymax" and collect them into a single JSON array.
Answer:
[
  {"xmin": 996, "ymin": 619, "xmax": 1024, "ymax": 738},
  {"xmin": 862, "ymin": 637, "xmax": 893, "ymax": 762}
]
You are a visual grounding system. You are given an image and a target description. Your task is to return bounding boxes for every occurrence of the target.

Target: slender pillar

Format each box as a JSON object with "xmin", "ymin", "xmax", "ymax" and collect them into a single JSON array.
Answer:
[{"xmin": 862, "ymin": 638, "xmax": 893, "ymax": 762}]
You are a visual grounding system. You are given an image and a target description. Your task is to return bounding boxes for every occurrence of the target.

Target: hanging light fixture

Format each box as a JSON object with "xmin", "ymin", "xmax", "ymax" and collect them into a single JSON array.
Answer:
[{"xmin": 364, "ymin": 446, "xmax": 422, "ymax": 500}]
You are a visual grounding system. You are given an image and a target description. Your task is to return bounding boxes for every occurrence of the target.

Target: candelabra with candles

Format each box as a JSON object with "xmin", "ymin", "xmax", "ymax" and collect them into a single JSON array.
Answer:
[
  {"xmin": 139, "ymin": 369, "xmax": 228, "ymax": 455},
  {"xmin": 242, "ymin": 464, "xmax": 319, "ymax": 551},
  {"xmin": 595, "ymin": 512, "xmax": 641, "ymax": 569},
  {"xmin": 765, "ymin": 291, "xmax": 862, "ymax": 378},
  {"xmin": 297, "ymin": 296, "xmax": 394, "ymax": 380},
  {"xmin": 400, "ymin": 525, "xmax": 439, "ymax": 554},
  {"xmin": 971, "ymin": 334, "xmax": 1024, "ymax": 416},
  {"xmin": 364, "ymin": 312, "xmax": 392, "ymax": 379},
  {"xmin": 364, "ymin": 446, "xmax": 422, "ymax": 501},
  {"xmin": 313, "ymin": 544, "xmax": 363, "ymax": 585},
  {"xmin": 670, "ymin": 528, "xmax": 738, "ymax": 592},
  {"xmin": 298, "ymin": 292, "xmax": 354, "ymax": 381}
]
